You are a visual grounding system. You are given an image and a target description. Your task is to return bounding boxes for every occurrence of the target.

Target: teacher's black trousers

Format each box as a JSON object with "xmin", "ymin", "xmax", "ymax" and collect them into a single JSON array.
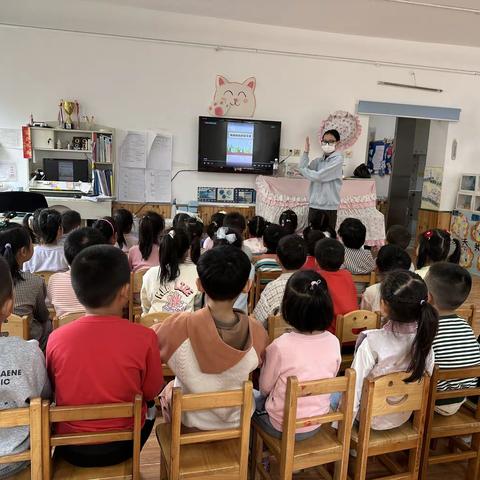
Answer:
[{"xmin": 308, "ymin": 208, "xmax": 338, "ymax": 231}]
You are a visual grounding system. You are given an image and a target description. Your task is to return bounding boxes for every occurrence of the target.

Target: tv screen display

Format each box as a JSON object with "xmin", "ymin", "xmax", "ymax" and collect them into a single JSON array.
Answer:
[{"xmin": 198, "ymin": 116, "xmax": 281, "ymax": 174}]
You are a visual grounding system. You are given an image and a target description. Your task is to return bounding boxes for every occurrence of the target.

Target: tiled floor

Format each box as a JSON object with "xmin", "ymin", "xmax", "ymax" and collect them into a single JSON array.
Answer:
[{"xmin": 139, "ymin": 276, "xmax": 480, "ymax": 479}]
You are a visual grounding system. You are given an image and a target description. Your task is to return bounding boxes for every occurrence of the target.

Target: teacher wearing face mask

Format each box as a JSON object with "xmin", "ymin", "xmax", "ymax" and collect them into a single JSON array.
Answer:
[{"xmin": 299, "ymin": 129, "xmax": 344, "ymax": 230}]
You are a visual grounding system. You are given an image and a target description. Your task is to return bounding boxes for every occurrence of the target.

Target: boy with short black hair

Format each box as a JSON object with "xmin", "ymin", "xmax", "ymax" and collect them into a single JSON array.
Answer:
[
  {"xmin": 314, "ymin": 238, "xmax": 357, "ymax": 332},
  {"xmin": 47, "ymin": 245, "xmax": 163, "ymax": 467},
  {"xmin": 303, "ymin": 230, "xmax": 325, "ymax": 270},
  {"xmin": 338, "ymin": 218, "xmax": 375, "ymax": 274},
  {"xmin": 0, "ymin": 256, "xmax": 50, "ymax": 478},
  {"xmin": 386, "ymin": 224, "xmax": 412, "ymax": 251},
  {"xmin": 154, "ymin": 245, "xmax": 268, "ymax": 430},
  {"xmin": 425, "ymin": 262, "xmax": 480, "ymax": 415},
  {"xmin": 47, "ymin": 227, "xmax": 105, "ymax": 318},
  {"xmin": 254, "ymin": 235, "xmax": 307, "ymax": 326},
  {"xmin": 361, "ymin": 244, "xmax": 411, "ymax": 312},
  {"xmin": 254, "ymin": 224, "xmax": 286, "ymax": 273},
  {"xmin": 61, "ymin": 210, "xmax": 82, "ymax": 236}
]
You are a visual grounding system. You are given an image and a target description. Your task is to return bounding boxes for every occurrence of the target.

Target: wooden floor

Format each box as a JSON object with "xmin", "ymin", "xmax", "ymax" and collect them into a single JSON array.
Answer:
[{"xmin": 138, "ymin": 276, "xmax": 480, "ymax": 479}]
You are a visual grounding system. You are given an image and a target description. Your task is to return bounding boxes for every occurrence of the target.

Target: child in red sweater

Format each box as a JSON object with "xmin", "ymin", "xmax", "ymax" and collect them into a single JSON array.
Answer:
[{"xmin": 314, "ymin": 238, "xmax": 358, "ymax": 333}]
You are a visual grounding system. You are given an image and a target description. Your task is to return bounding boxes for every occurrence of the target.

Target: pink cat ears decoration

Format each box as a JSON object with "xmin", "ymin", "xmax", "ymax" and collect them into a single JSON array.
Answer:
[
  {"xmin": 318, "ymin": 111, "xmax": 362, "ymax": 150},
  {"xmin": 208, "ymin": 75, "xmax": 257, "ymax": 118}
]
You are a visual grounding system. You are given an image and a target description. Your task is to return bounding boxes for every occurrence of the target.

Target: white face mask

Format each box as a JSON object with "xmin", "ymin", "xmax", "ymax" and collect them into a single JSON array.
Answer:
[{"xmin": 321, "ymin": 144, "xmax": 335, "ymax": 155}]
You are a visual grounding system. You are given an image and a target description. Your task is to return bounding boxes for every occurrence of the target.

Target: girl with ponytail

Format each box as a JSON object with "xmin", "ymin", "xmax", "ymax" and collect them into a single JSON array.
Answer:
[
  {"xmin": 141, "ymin": 228, "xmax": 199, "ymax": 314},
  {"xmin": 244, "ymin": 215, "xmax": 267, "ymax": 255},
  {"xmin": 416, "ymin": 228, "xmax": 461, "ymax": 278},
  {"xmin": 92, "ymin": 216, "xmax": 117, "ymax": 245},
  {"xmin": 351, "ymin": 270, "xmax": 438, "ymax": 430},
  {"xmin": 0, "ymin": 223, "xmax": 51, "ymax": 349},
  {"xmin": 255, "ymin": 270, "xmax": 341, "ymax": 439},
  {"xmin": 128, "ymin": 211, "xmax": 164, "ymax": 272},
  {"xmin": 23, "ymin": 208, "xmax": 68, "ymax": 273},
  {"xmin": 203, "ymin": 212, "xmax": 226, "ymax": 251},
  {"xmin": 113, "ymin": 209, "xmax": 136, "ymax": 252}
]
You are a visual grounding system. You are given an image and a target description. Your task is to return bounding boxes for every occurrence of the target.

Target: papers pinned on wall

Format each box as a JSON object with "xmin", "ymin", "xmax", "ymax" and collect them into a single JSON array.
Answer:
[{"xmin": 117, "ymin": 130, "xmax": 172, "ymax": 203}]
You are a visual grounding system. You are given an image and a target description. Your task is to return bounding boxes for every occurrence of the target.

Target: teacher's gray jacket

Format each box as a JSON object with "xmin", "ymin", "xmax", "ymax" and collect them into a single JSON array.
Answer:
[{"xmin": 299, "ymin": 151, "xmax": 344, "ymax": 210}]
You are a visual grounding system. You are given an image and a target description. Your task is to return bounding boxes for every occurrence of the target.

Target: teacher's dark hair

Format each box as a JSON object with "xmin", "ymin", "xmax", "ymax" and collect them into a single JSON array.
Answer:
[{"xmin": 323, "ymin": 129, "xmax": 340, "ymax": 142}]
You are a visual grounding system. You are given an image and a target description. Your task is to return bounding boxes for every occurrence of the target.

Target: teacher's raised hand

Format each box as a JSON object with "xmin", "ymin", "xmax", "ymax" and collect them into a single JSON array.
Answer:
[{"xmin": 304, "ymin": 136, "xmax": 310, "ymax": 153}]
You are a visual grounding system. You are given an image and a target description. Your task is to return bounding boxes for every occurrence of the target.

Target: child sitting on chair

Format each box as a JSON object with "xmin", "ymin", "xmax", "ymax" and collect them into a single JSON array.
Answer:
[
  {"xmin": 128, "ymin": 211, "xmax": 164, "ymax": 272},
  {"xmin": 47, "ymin": 227, "xmax": 105, "ymax": 319},
  {"xmin": 361, "ymin": 245, "xmax": 412, "ymax": 313},
  {"xmin": 0, "ymin": 256, "xmax": 51, "ymax": 478},
  {"xmin": 253, "ymin": 234, "xmax": 307, "ymax": 327},
  {"xmin": 351, "ymin": 270, "xmax": 437, "ymax": 429},
  {"xmin": 47, "ymin": 245, "xmax": 163, "ymax": 468},
  {"xmin": 153, "ymin": 245, "xmax": 268, "ymax": 429},
  {"xmin": 23, "ymin": 209, "xmax": 68, "ymax": 273},
  {"xmin": 59, "ymin": 210, "xmax": 81, "ymax": 244},
  {"xmin": 314, "ymin": 238, "xmax": 358, "ymax": 333},
  {"xmin": 338, "ymin": 218, "xmax": 375, "ymax": 275},
  {"xmin": 244, "ymin": 215, "xmax": 267, "ymax": 255},
  {"xmin": 141, "ymin": 228, "xmax": 200, "ymax": 314},
  {"xmin": 255, "ymin": 270, "xmax": 341, "ymax": 440},
  {"xmin": 254, "ymin": 224, "xmax": 286, "ymax": 273},
  {"xmin": 0, "ymin": 224, "xmax": 51, "ymax": 349},
  {"xmin": 425, "ymin": 263, "xmax": 480, "ymax": 415},
  {"xmin": 415, "ymin": 229, "xmax": 461, "ymax": 279}
]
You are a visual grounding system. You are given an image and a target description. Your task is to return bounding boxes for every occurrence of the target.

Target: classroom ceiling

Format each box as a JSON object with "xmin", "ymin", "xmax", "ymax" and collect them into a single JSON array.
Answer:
[{"xmin": 88, "ymin": 0, "xmax": 480, "ymax": 48}]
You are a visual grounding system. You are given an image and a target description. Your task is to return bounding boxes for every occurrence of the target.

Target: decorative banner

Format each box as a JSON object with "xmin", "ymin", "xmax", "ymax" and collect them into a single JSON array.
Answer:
[
  {"xmin": 22, "ymin": 126, "xmax": 32, "ymax": 159},
  {"xmin": 208, "ymin": 75, "xmax": 256, "ymax": 117},
  {"xmin": 318, "ymin": 110, "xmax": 362, "ymax": 150}
]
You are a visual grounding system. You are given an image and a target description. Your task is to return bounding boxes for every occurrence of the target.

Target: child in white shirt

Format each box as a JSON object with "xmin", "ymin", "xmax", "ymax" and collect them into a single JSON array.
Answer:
[{"xmin": 23, "ymin": 208, "xmax": 68, "ymax": 273}]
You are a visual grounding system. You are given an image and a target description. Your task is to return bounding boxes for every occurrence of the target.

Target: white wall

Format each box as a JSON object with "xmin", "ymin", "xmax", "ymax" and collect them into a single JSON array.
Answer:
[{"xmin": 1, "ymin": 0, "xmax": 480, "ymax": 209}]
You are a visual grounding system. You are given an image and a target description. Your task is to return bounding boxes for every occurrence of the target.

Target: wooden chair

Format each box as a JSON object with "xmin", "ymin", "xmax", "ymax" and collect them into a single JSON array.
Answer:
[
  {"xmin": 251, "ymin": 270, "xmax": 282, "ymax": 311},
  {"xmin": 34, "ymin": 271, "xmax": 54, "ymax": 285},
  {"xmin": 156, "ymin": 381, "xmax": 253, "ymax": 479},
  {"xmin": 251, "ymin": 369, "xmax": 356, "ymax": 480},
  {"xmin": 420, "ymin": 365, "xmax": 480, "ymax": 480},
  {"xmin": 351, "ymin": 272, "xmax": 376, "ymax": 286},
  {"xmin": 335, "ymin": 310, "xmax": 381, "ymax": 372},
  {"xmin": 41, "ymin": 395, "xmax": 143, "ymax": 480},
  {"xmin": 2, "ymin": 314, "xmax": 29, "ymax": 340},
  {"xmin": 351, "ymin": 371, "xmax": 430, "ymax": 480},
  {"xmin": 52, "ymin": 311, "xmax": 84, "ymax": 330},
  {"xmin": 135, "ymin": 311, "xmax": 171, "ymax": 328},
  {"xmin": 0, "ymin": 398, "xmax": 42, "ymax": 480},
  {"xmin": 136, "ymin": 312, "xmax": 174, "ymax": 379},
  {"xmin": 267, "ymin": 314, "xmax": 293, "ymax": 343},
  {"xmin": 455, "ymin": 303, "xmax": 476, "ymax": 327},
  {"xmin": 128, "ymin": 269, "xmax": 148, "ymax": 322}
]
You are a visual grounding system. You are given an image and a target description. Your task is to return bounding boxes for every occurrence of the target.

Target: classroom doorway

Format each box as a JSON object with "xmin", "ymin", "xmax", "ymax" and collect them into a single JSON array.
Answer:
[{"xmin": 366, "ymin": 116, "xmax": 432, "ymax": 241}]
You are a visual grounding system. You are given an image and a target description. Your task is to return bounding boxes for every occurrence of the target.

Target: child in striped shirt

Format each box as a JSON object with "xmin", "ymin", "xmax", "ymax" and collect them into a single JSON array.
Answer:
[{"xmin": 425, "ymin": 262, "xmax": 480, "ymax": 415}]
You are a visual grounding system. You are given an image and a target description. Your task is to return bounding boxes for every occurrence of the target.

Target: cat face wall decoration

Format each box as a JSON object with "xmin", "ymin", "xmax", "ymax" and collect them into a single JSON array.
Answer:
[{"xmin": 208, "ymin": 75, "xmax": 256, "ymax": 117}]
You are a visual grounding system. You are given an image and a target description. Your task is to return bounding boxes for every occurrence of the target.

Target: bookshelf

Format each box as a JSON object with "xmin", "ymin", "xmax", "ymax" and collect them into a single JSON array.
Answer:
[
  {"xmin": 23, "ymin": 122, "xmax": 115, "ymax": 220},
  {"xmin": 26, "ymin": 123, "xmax": 115, "ymax": 198}
]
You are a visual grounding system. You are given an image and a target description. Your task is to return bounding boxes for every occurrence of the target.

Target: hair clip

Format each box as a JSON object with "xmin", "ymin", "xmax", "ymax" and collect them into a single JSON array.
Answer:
[
  {"xmin": 168, "ymin": 230, "xmax": 175, "ymax": 239},
  {"xmin": 310, "ymin": 279, "xmax": 322, "ymax": 290},
  {"xmin": 420, "ymin": 299, "xmax": 427, "ymax": 306},
  {"xmin": 423, "ymin": 230, "xmax": 433, "ymax": 240},
  {"xmin": 216, "ymin": 227, "xmax": 237, "ymax": 244}
]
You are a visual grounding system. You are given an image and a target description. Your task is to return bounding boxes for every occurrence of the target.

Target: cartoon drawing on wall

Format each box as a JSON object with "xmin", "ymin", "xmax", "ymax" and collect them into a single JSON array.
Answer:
[{"xmin": 208, "ymin": 75, "xmax": 256, "ymax": 117}]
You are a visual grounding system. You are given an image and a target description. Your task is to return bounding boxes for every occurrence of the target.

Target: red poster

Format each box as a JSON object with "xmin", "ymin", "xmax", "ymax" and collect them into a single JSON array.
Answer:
[{"xmin": 22, "ymin": 126, "xmax": 32, "ymax": 159}]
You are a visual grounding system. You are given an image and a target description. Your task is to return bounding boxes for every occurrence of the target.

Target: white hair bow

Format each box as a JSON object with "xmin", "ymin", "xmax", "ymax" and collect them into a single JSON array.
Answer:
[
  {"xmin": 168, "ymin": 230, "xmax": 175, "ymax": 239},
  {"xmin": 216, "ymin": 227, "xmax": 237, "ymax": 245}
]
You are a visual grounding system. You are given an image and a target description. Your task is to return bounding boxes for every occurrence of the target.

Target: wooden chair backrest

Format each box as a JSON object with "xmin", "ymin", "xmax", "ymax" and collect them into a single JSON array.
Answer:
[
  {"xmin": 34, "ymin": 271, "xmax": 54, "ymax": 285},
  {"xmin": 267, "ymin": 315, "xmax": 293, "ymax": 343},
  {"xmin": 428, "ymin": 365, "xmax": 480, "ymax": 420},
  {"xmin": 136, "ymin": 311, "xmax": 171, "ymax": 328},
  {"xmin": 335, "ymin": 310, "xmax": 381, "ymax": 345},
  {"xmin": 52, "ymin": 311, "xmax": 84, "ymax": 330},
  {"xmin": 352, "ymin": 272, "xmax": 376, "ymax": 286},
  {"xmin": 128, "ymin": 269, "xmax": 148, "ymax": 321},
  {"xmin": 360, "ymin": 372, "xmax": 429, "ymax": 424},
  {"xmin": 253, "ymin": 270, "xmax": 282, "ymax": 308},
  {"xmin": 455, "ymin": 303, "xmax": 476, "ymax": 327},
  {"xmin": 2, "ymin": 314, "xmax": 29, "ymax": 340},
  {"xmin": 41, "ymin": 395, "xmax": 143, "ymax": 480},
  {"xmin": 169, "ymin": 381, "xmax": 253, "ymax": 479},
  {"xmin": 281, "ymin": 370, "xmax": 356, "ymax": 476},
  {"xmin": 0, "ymin": 398, "xmax": 42, "ymax": 477}
]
